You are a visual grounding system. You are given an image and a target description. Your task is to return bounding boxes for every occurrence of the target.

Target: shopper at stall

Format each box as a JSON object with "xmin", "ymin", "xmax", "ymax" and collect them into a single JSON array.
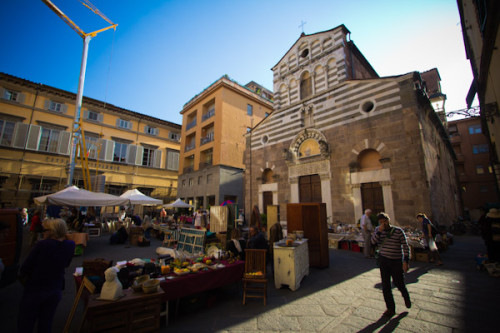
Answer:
[
  {"xmin": 194, "ymin": 208, "xmax": 203, "ymax": 229},
  {"xmin": 371, "ymin": 212, "xmax": 411, "ymax": 318},
  {"xmin": 227, "ymin": 229, "xmax": 246, "ymax": 260},
  {"xmin": 18, "ymin": 218, "xmax": 75, "ymax": 333},
  {"xmin": 416, "ymin": 213, "xmax": 443, "ymax": 266},
  {"xmin": 29, "ymin": 209, "xmax": 42, "ymax": 247},
  {"xmin": 247, "ymin": 226, "xmax": 268, "ymax": 250},
  {"xmin": 360, "ymin": 209, "xmax": 373, "ymax": 258}
]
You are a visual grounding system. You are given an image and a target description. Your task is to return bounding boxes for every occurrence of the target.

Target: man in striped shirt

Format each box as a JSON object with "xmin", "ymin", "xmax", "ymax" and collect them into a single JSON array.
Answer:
[{"xmin": 371, "ymin": 212, "xmax": 411, "ymax": 317}]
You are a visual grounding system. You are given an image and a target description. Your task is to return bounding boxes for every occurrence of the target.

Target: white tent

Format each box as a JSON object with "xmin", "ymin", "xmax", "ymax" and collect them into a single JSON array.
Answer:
[
  {"xmin": 120, "ymin": 189, "xmax": 162, "ymax": 205},
  {"xmin": 34, "ymin": 186, "xmax": 130, "ymax": 207},
  {"xmin": 164, "ymin": 198, "xmax": 193, "ymax": 208}
]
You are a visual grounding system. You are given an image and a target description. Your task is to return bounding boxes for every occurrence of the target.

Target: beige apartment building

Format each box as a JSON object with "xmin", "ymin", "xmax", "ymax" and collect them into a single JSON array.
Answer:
[
  {"xmin": 0, "ymin": 72, "xmax": 181, "ymax": 209},
  {"xmin": 178, "ymin": 75, "xmax": 273, "ymax": 209}
]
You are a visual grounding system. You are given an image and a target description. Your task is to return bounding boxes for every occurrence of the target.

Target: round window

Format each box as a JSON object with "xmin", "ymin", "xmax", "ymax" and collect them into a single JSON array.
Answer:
[
  {"xmin": 261, "ymin": 135, "xmax": 269, "ymax": 144},
  {"xmin": 361, "ymin": 101, "xmax": 375, "ymax": 113},
  {"xmin": 300, "ymin": 49, "xmax": 309, "ymax": 58}
]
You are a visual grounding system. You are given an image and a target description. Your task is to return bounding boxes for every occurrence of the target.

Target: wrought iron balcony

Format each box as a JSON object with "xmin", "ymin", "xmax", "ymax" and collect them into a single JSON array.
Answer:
[
  {"xmin": 202, "ymin": 109, "xmax": 215, "ymax": 122},
  {"xmin": 186, "ymin": 119, "xmax": 197, "ymax": 131},
  {"xmin": 183, "ymin": 166, "xmax": 194, "ymax": 174},
  {"xmin": 199, "ymin": 161, "xmax": 213, "ymax": 169},
  {"xmin": 200, "ymin": 132, "xmax": 214, "ymax": 145},
  {"xmin": 185, "ymin": 143, "xmax": 195, "ymax": 152}
]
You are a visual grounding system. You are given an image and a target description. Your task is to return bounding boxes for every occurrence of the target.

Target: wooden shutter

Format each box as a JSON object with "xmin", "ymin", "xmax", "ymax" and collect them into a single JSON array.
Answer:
[
  {"xmin": 26, "ymin": 125, "xmax": 41, "ymax": 150},
  {"xmin": 0, "ymin": 88, "xmax": 4, "ymax": 99},
  {"xmin": 154, "ymin": 128, "xmax": 159, "ymax": 136},
  {"xmin": 97, "ymin": 113, "xmax": 104, "ymax": 122},
  {"xmin": 116, "ymin": 118, "xmax": 121, "ymax": 127},
  {"xmin": 61, "ymin": 104, "xmax": 68, "ymax": 114},
  {"xmin": 44, "ymin": 100, "xmax": 50, "ymax": 110},
  {"xmin": 58, "ymin": 131, "xmax": 71, "ymax": 155},
  {"xmin": 98, "ymin": 139, "xmax": 114, "ymax": 161},
  {"xmin": 128, "ymin": 121, "xmax": 133, "ymax": 130},
  {"xmin": 153, "ymin": 149, "xmax": 162, "ymax": 168},
  {"xmin": 16, "ymin": 93, "xmax": 25, "ymax": 103},
  {"xmin": 144, "ymin": 125, "xmax": 149, "ymax": 133},
  {"xmin": 167, "ymin": 151, "xmax": 179, "ymax": 170},
  {"xmin": 12, "ymin": 122, "xmax": 29, "ymax": 149},
  {"xmin": 126, "ymin": 144, "xmax": 137, "ymax": 165},
  {"xmin": 135, "ymin": 145, "xmax": 144, "ymax": 165},
  {"xmin": 83, "ymin": 110, "xmax": 89, "ymax": 119}
]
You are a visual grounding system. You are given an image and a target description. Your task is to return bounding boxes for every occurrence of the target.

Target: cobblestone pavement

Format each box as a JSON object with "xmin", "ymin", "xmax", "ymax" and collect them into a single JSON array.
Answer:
[{"xmin": 1, "ymin": 232, "xmax": 499, "ymax": 332}]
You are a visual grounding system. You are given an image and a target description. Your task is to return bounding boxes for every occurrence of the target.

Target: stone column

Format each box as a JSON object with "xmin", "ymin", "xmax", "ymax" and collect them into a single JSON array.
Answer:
[
  {"xmin": 380, "ymin": 181, "xmax": 396, "ymax": 224},
  {"xmin": 352, "ymin": 184, "xmax": 362, "ymax": 223},
  {"xmin": 289, "ymin": 177, "xmax": 299, "ymax": 203},
  {"xmin": 320, "ymin": 176, "xmax": 332, "ymax": 223}
]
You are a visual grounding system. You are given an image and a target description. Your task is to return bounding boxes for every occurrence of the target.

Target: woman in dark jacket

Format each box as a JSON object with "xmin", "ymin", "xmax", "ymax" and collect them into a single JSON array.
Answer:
[
  {"xmin": 18, "ymin": 218, "xmax": 75, "ymax": 333},
  {"xmin": 227, "ymin": 229, "xmax": 246, "ymax": 260}
]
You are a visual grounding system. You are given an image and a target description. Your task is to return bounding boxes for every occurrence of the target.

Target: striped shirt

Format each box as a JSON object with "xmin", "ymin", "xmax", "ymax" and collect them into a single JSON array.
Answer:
[{"xmin": 371, "ymin": 226, "xmax": 410, "ymax": 262}]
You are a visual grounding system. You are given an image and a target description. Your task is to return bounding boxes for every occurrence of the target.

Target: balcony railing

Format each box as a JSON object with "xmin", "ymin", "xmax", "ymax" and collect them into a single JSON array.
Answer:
[
  {"xmin": 202, "ymin": 109, "xmax": 215, "ymax": 122},
  {"xmin": 185, "ymin": 143, "xmax": 195, "ymax": 152},
  {"xmin": 199, "ymin": 161, "xmax": 213, "ymax": 170},
  {"xmin": 186, "ymin": 119, "xmax": 197, "ymax": 131},
  {"xmin": 200, "ymin": 132, "xmax": 214, "ymax": 145},
  {"xmin": 183, "ymin": 166, "xmax": 194, "ymax": 174}
]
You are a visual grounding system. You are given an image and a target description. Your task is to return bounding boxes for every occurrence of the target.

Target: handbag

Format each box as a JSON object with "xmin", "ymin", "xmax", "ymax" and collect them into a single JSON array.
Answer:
[{"xmin": 375, "ymin": 227, "xmax": 394, "ymax": 267}]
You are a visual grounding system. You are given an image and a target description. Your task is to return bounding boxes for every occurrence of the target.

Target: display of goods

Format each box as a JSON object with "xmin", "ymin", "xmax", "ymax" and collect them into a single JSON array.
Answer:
[
  {"xmin": 132, "ymin": 275, "xmax": 150, "ymax": 292},
  {"xmin": 142, "ymin": 279, "xmax": 160, "ymax": 293}
]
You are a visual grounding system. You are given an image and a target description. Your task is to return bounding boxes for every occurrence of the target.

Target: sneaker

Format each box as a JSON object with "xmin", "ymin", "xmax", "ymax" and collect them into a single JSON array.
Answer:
[
  {"xmin": 383, "ymin": 309, "xmax": 396, "ymax": 317},
  {"xmin": 404, "ymin": 297, "xmax": 412, "ymax": 309}
]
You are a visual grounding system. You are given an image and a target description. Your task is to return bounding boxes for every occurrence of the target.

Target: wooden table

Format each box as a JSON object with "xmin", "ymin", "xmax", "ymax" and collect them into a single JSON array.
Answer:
[
  {"xmin": 66, "ymin": 232, "xmax": 89, "ymax": 246},
  {"xmin": 273, "ymin": 239, "xmax": 309, "ymax": 291},
  {"xmin": 85, "ymin": 289, "xmax": 163, "ymax": 332}
]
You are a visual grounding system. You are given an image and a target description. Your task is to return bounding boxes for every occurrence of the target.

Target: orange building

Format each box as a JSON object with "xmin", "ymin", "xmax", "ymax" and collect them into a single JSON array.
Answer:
[
  {"xmin": 449, "ymin": 117, "xmax": 499, "ymax": 219},
  {"xmin": 177, "ymin": 75, "xmax": 273, "ymax": 209}
]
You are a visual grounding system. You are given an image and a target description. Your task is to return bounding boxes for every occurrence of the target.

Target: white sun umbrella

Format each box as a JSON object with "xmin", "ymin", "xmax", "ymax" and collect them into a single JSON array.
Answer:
[
  {"xmin": 164, "ymin": 198, "xmax": 193, "ymax": 208},
  {"xmin": 120, "ymin": 189, "xmax": 163, "ymax": 205},
  {"xmin": 34, "ymin": 186, "xmax": 130, "ymax": 207}
]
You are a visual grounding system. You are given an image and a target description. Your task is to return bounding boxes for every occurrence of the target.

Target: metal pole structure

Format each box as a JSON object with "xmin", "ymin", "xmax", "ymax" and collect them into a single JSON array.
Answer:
[{"xmin": 67, "ymin": 35, "xmax": 92, "ymax": 187}]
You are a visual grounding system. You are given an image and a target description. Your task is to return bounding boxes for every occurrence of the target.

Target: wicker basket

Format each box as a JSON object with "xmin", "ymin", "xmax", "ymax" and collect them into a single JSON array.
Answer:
[
  {"xmin": 142, "ymin": 279, "xmax": 160, "ymax": 293},
  {"xmin": 132, "ymin": 275, "xmax": 150, "ymax": 292}
]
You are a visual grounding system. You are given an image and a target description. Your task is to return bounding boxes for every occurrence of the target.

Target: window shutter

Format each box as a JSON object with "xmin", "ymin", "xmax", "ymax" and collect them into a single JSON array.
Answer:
[
  {"xmin": 126, "ymin": 144, "xmax": 137, "ymax": 164},
  {"xmin": 61, "ymin": 104, "xmax": 68, "ymax": 114},
  {"xmin": 16, "ymin": 93, "xmax": 25, "ymax": 103},
  {"xmin": 116, "ymin": 118, "xmax": 120, "ymax": 127},
  {"xmin": 98, "ymin": 113, "xmax": 104, "ymax": 122},
  {"xmin": 167, "ymin": 151, "xmax": 179, "ymax": 170},
  {"xmin": 128, "ymin": 121, "xmax": 133, "ymax": 130},
  {"xmin": 99, "ymin": 139, "xmax": 114, "ymax": 161},
  {"xmin": 144, "ymin": 125, "xmax": 149, "ymax": 133},
  {"xmin": 0, "ymin": 88, "xmax": 5, "ymax": 99},
  {"xmin": 26, "ymin": 125, "xmax": 41, "ymax": 150},
  {"xmin": 154, "ymin": 128, "xmax": 159, "ymax": 136},
  {"xmin": 83, "ymin": 110, "xmax": 89, "ymax": 119},
  {"xmin": 135, "ymin": 146, "xmax": 144, "ymax": 165},
  {"xmin": 44, "ymin": 100, "xmax": 50, "ymax": 110},
  {"xmin": 173, "ymin": 151, "xmax": 179, "ymax": 170},
  {"xmin": 153, "ymin": 149, "xmax": 162, "ymax": 168},
  {"xmin": 12, "ymin": 122, "xmax": 29, "ymax": 149},
  {"xmin": 57, "ymin": 131, "xmax": 71, "ymax": 155}
]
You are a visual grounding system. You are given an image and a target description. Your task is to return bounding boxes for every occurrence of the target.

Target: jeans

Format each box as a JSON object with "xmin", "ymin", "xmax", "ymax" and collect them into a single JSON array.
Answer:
[{"xmin": 379, "ymin": 255, "xmax": 410, "ymax": 311}]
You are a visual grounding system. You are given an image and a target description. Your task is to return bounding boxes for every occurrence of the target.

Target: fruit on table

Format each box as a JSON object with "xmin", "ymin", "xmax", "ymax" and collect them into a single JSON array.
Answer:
[
  {"xmin": 246, "ymin": 271, "xmax": 263, "ymax": 276},
  {"xmin": 205, "ymin": 259, "xmax": 212, "ymax": 265},
  {"xmin": 182, "ymin": 261, "xmax": 189, "ymax": 267}
]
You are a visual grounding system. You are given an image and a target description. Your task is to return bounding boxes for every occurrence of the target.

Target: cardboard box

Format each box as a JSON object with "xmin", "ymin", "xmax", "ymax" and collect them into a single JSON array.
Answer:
[{"xmin": 415, "ymin": 251, "xmax": 429, "ymax": 262}]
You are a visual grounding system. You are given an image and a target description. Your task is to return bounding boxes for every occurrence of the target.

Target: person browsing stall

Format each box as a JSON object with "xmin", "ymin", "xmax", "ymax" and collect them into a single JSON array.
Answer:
[
  {"xmin": 371, "ymin": 212, "xmax": 411, "ymax": 318},
  {"xmin": 17, "ymin": 218, "xmax": 75, "ymax": 333}
]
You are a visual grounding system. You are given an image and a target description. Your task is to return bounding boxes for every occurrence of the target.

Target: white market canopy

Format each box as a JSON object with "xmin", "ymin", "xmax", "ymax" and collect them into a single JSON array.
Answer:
[
  {"xmin": 164, "ymin": 198, "xmax": 193, "ymax": 208},
  {"xmin": 34, "ymin": 186, "xmax": 130, "ymax": 207},
  {"xmin": 120, "ymin": 189, "xmax": 163, "ymax": 205}
]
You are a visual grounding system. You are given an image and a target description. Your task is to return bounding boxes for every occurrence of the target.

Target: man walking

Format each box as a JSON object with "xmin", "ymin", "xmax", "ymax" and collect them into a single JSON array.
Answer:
[
  {"xmin": 371, "ymin": 212, "xmax": 411, "ymax": 317},
  {"xmin": 360, "ymin": 209, "xmax": 373, "ymax": 258}
]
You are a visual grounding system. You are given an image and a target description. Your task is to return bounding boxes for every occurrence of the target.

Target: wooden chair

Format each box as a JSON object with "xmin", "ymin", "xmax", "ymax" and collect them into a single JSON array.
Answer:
[{"xmin": 242, "ymin": 249, "xmax": 268, "ymax": 305}]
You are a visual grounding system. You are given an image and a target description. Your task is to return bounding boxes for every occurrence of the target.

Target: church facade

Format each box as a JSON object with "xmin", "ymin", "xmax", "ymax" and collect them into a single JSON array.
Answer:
[{"xmin": 244, "ymin": 25, "xmax": 460, "ymax": 227}]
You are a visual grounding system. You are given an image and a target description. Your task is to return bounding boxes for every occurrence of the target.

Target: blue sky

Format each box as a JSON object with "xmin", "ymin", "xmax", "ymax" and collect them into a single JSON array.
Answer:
[{"xmin": 1, "ymin": 0, "xmax": 472, "ymax": 125}]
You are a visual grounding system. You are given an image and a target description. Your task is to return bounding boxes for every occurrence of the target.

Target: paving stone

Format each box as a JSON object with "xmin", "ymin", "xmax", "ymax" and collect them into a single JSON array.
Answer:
[
  {"xmin": 297, "ymin": 316, "xmax": 334, "ymax": 331},
  {"xmin": 280, "ymin": 304, "xmax": 326, "ymax": 316},
  {"xmin": 397, "ymin": 317, "xmax": 453, "ymax": 333},
  {"xmin": 257, "ymin": 315, "xmax": 301, "ymax": 331},
  {"xmin": 417, "ymin": 309, "xmax": 465, "ymax": 329},
  {"xmin": 320, "ymin": 303, "xmax": 352, "ymax": 317}
]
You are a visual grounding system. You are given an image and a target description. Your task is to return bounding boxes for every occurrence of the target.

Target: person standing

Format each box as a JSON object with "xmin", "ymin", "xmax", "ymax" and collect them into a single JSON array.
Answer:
[
  {"xmin": 194, "ymin": 208, "xmax": 202, "ymax": 229},
  {"xmin": 416, "ymin": 213, "xmax": 443, "ymax": 266},
  {"xmin": 371, "ymin": 212, "xmax": 411, "ymax": 317},
  {"xmin": 360, "ymin": 209, "xmax": 373, "ymax": 258},
  {"xmin": 17, "ymin": 218, "xmax": 75, "ymax": 333},
  {"xmin": 29, "ymin": 209, "xmax": 42, "ymax": 247},
  {"xmin": 247, "ymin": 226, "xmax": 268, "ymax": 250}
]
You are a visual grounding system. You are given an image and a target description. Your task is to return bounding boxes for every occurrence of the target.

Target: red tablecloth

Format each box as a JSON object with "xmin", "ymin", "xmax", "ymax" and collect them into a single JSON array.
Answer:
[{"xmin": 160, "ymin": 261, "xmax": 244, "ymax": 301}]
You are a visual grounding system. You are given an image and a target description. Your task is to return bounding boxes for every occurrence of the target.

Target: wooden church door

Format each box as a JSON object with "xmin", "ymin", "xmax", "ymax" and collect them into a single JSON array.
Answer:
[
  {"xmin": 299, "ymin": 174, "xmax": 322, "ymax": 203},
  {"xmin": 361, "ymin": 182, "xmax": 384, "ymax": 214}
]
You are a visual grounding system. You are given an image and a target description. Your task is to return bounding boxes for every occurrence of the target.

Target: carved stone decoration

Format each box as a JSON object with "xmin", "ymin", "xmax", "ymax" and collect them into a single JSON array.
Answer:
[{"xmin": 289, "ymin": 127, "xmax": 330, "ymax": 163}]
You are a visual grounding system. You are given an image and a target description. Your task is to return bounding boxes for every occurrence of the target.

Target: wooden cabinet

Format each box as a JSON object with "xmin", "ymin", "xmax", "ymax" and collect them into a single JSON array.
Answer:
[
  {"xmin": 287, "ymin": 203, "xmax": 329, "ymax": 268},
  {"xmin": 86, "ymin": 289, "xmax": 163, "ymax": 332},
  {"xmin": 273, "ymin": 239, "xmax": 309, "ymax": 291}
]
